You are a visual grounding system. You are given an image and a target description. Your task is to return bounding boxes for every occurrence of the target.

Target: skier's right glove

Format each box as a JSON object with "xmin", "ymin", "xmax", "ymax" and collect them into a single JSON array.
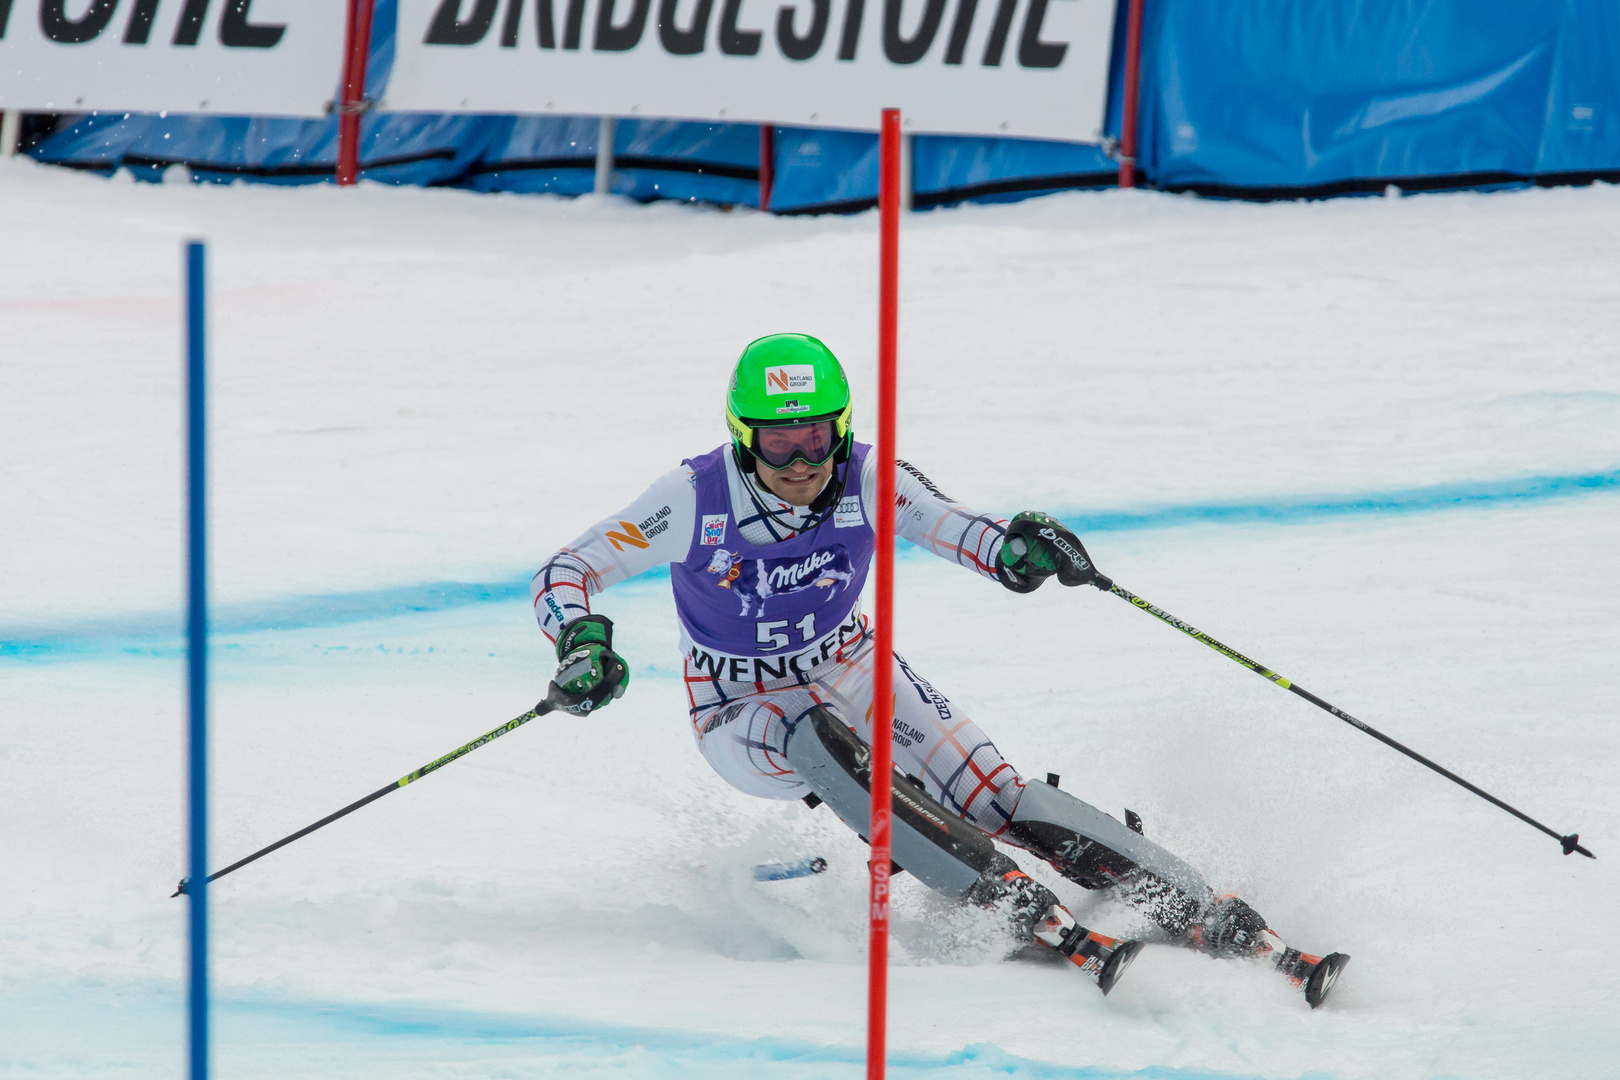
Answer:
[
  {"xmin": 995, "ymin": 511, "xmax": 1113, "ymax": 593},
  {"xmin": 546, "ymin": 614, "xmax": 629, "ymax": 716}
]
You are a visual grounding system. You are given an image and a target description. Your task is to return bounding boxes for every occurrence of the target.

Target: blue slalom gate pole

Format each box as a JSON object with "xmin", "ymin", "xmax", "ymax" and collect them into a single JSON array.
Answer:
[{"xmin": 185, "ymin": 239, "xmax": 209, "ymax": 1080}]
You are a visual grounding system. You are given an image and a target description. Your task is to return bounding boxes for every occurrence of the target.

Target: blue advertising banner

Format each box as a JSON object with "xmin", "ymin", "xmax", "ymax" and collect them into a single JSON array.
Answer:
[{"xmin": 1123, "ymin": 0, "xmax": 1620, "ymax": 194}]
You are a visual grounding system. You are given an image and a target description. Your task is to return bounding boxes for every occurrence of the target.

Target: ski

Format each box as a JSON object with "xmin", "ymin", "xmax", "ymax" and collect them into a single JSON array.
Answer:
[
  {"xmin": 1175, "ymin": 892, "xmax": 1350, "ymax": 1008},
  {"xmin": 1239, "ymin": 926, "xmax": 1351, "ymax": 1009},
  {"xmin": 1280, "ymin": 947, "xmax": 1352, "ymax": 1009},
  {"xmin": 1033, "ymin": 904, "xmax": 1144, "ymax": 996},
  {"xmin": 752, "ymin": 856, "xmax": 828, "ymax": 881}
]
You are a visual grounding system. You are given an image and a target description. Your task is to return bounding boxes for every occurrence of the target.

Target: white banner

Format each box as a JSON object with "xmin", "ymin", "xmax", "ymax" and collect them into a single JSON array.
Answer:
[
  {"xmin": 387, "ymin": 0, "xmax": 1116, "ymax": 140},
  {"xmin": 0, "ymin": 0, "xmax": 349, "ymax": 115}
]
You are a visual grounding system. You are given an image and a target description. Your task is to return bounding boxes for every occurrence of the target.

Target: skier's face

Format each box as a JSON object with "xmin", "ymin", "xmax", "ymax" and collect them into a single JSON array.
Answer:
[{"xmin": 755, "ymin": 457, "xmax": 833, "ymax": 507}]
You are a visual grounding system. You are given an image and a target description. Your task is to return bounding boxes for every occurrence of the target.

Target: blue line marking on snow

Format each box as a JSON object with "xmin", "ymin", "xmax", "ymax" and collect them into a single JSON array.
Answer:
[
  {"xmin": 215, "ymin": 995, "xmax": 1256, "ymax": 1079},
  {"xmin": 1056, "ymin": 468, "xmax": 1620, "ymax": 533},
  {"xmin": 2, "ymin": 983, "xmax": 1279, "ymax": 1079},
  {"xmin": 0, "ymin": 579, "xmax": 536, "ymax": 659},
  {"xmin": 5, "ymin": 467, "xmax": 1617, "ymax": 661}
]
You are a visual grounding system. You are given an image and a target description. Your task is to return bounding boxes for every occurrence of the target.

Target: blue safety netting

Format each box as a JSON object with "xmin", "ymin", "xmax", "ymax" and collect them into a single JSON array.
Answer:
[
  {"xmin": 766, "ymin": 130, "xmax": 1118, "ymax": 213},
  {"xmin": 30, "ymin": 111, "xmax": 499, "ymax": 187},
  {"xmin": 463, "ymin": 117, "xmax": 763, "ymax": 204},
  {"xmin": 1109, "ymin": 0, "xmax": 1620, "ymax": 196}
]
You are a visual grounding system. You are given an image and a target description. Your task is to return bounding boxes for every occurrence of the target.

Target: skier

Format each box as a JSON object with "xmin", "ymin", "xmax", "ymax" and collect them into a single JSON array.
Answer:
[{"xmin": 531, "ymin": 334, "xmax": 1348, "ymax": 1006}]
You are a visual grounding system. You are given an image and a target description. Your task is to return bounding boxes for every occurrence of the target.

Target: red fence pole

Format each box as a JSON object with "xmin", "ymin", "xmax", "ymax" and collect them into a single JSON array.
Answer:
[
  {"xmin": 336, "ymin": 0, "xmax": 375, "ymax": 187},
  {"xmin": 868, "ymin": 105, "xmax": 900, "ymax": 1080},
  {"xmin": 1119, "ymin": 0, "xmax": 1145, "ymax": 189},
  {"xmin": 759, "ymin": 125, "xmax": 775, "ymax": 211}
]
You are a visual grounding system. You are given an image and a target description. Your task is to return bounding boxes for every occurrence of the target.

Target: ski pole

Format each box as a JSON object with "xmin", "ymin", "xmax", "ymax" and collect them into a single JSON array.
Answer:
[
  {"xmin": 172, "ymin": 691, "xmax": 561, "ymax": 897},
  {"xmin": 1095, "ymin": 577, "xmax": 1595, "ymax": 859}
]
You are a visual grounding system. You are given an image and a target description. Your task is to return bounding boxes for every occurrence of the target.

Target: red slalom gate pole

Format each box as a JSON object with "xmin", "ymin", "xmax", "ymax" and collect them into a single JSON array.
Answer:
[
  {"xmin": 1118, "ymin": 0, "xmax": 1145, "ymax": 189},
  {"xmin": 758, "ymin": 124, "xmax": 775, "ymax": 211},
  {"xmin": 336, "ymin": 0, "xmax": 375, "ymax": 186},
  {"xmin": 867, "ymin": 106, "xmax": 901, "ymax": 1080}
]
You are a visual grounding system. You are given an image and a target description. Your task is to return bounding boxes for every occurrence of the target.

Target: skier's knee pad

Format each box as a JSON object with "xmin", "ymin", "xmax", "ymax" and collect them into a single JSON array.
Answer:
[
  {"xmin": 780, "ymin": 694, "xmax": 999, "ymax": 899},
  {"xmin": 1008, "ymin": 780, "xmax": 1210, "ymax": 903}
]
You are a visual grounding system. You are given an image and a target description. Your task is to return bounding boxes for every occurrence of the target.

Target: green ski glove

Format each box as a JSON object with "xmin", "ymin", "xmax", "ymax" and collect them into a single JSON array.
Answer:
[
  {"xmin": 995, "ymin": 511, "xmax": 1112, "ymax": 593},
  {"xmin": 547, "ymin": 614, "xmax": 630, "ymax": 716}
]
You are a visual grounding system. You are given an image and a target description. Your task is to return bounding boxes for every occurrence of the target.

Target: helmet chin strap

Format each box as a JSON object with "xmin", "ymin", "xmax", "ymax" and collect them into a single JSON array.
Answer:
[
  {"xmin": 745, "ymin": 458, "xmax": 847, "ymax": 533},
  {"xmin": 808, "ymin": 463, "xmax": 847, "ymax": 513}
]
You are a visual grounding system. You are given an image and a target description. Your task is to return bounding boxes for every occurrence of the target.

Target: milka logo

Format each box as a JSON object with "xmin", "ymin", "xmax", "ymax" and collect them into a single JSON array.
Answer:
[
  {"xmin": 1040, "ymin": 526, "xmax": 1090, "ymax": 570},
  {"xmin": 706, "ymin": 544, "xmax": 854, "ymax": 616},
  {"xmin": 768, "ymin": 549, "xmax": 837, "ymax": 589}
]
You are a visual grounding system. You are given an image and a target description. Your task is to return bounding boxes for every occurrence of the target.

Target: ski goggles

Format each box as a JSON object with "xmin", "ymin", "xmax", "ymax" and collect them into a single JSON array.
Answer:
[{"xmin": 749, "ymin": 419, "xmax": 839, "ymax": 469}]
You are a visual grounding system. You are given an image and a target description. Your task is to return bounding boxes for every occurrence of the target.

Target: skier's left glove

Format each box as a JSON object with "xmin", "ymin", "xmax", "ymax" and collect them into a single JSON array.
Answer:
[
  {"xmin": 546, "ymin": 614, "xmax": 629, "ymax": 716},
  {"xmin": 995, "ymin": 511, "xmax": 1113, "ymax": 593}
]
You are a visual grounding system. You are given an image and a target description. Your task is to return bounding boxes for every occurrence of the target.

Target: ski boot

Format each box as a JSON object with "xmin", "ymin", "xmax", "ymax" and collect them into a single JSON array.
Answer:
[
  {"xmin": 967, "ymin": 858, "xmax": 1144, "ymax": 996},
  {"xmin": 965, "ymin": 858, "xmax": 1059, "ymax": 939},
  {"xmin": 1033, "ymin": 904, "xmax": 1144, "ymax": 996},
  {"xmin": 1187, "ymin": 895, "xmax": 1350, "ymax": 1009}
]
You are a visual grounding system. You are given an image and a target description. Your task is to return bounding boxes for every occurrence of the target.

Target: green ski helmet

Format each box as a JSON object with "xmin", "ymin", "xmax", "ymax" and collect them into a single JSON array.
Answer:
[{"xmin": 726, "ymin": 334, "xmax": 853, "ymax": 470}]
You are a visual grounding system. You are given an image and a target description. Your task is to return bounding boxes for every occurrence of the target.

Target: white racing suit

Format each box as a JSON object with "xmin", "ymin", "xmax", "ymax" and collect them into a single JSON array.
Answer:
[
  {"xmin": 532, "ymin": 445, "xmax": 1226, "ymax": 941},
  {"xmin": 533, "ymin": 448, "xmax": 1028, "ymax": 833},
  {"xmin": 531, "ymin": 446, "xmax": 1344, "ymax": 1001}
]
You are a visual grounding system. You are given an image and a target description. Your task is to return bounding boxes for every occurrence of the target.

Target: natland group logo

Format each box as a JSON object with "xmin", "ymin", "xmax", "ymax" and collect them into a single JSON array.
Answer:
[
  {"xmin": 604, "ymin": 520, "xmax": 650, "ymax": 551},
  {"xmin": 766, "ymin": 365, "xmax": 816, "ymax": 395}
]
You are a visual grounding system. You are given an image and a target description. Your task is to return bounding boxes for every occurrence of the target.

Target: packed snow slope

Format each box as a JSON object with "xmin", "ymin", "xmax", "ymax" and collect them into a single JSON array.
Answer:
[{"xmin": 3, "ymin": 159, "xmax": 1618, "ymax": 1080}]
